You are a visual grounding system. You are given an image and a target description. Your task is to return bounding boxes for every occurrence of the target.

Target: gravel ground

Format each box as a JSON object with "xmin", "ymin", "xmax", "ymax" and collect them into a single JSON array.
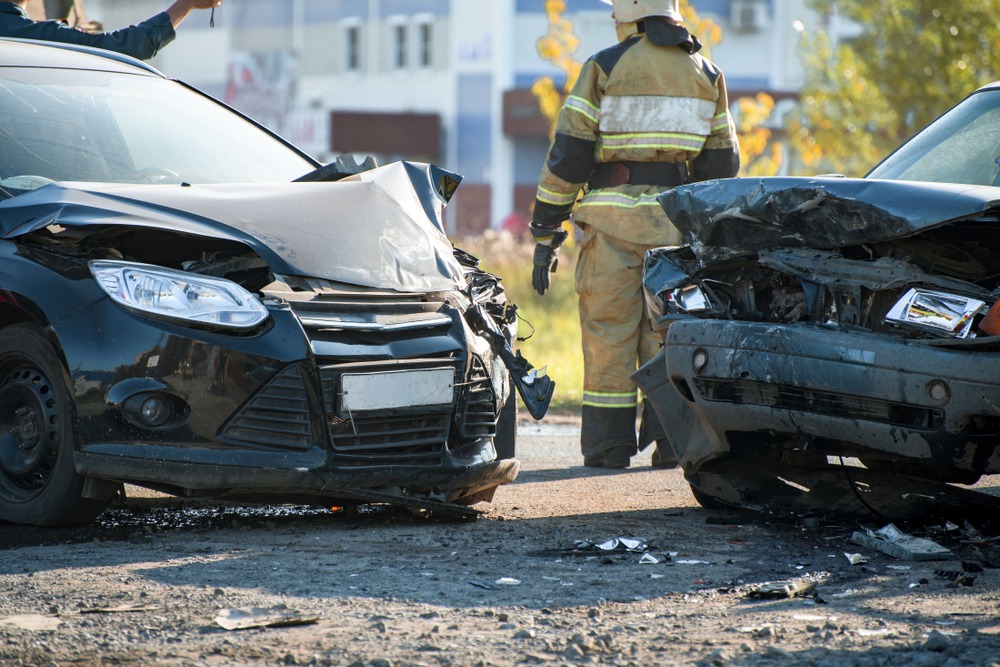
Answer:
[{"xmin": 1, "ymin": 415, "xmax": 998, "ymax": 667}]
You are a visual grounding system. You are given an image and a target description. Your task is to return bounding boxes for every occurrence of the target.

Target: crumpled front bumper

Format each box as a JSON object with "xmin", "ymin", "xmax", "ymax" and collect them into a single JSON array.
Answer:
[{"xmin": 634, "ymin": 318, "xmax": 1000, "ymax": 477}]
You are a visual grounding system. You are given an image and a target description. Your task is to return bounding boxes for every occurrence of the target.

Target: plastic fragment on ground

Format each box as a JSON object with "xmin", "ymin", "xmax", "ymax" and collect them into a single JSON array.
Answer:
[
  {"xmin": 851, "ymin": 523, "xmax": 952, "ymax": 561},
  {"xmin": 749, "ymin": 579, "xmax": 817, "ymax": 599},
  {"xmin": 215, "ymin": 606, "xmax": 319, "ymax": 631}
]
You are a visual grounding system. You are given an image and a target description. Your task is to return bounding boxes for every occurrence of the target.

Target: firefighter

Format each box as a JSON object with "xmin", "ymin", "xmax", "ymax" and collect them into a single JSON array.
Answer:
[
  {"xmin": 530, "ymin": 0, "xmax": 739, "ymax": 468},
  {"xmin": 0, "ymin": 0, "xmax": 221, "ymax": 61}
]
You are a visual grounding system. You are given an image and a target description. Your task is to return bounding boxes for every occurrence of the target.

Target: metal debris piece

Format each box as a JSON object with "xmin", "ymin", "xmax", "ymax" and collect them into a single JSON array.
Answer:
[
  {"xmin": 214, "ymin": 607, "xmax": 319, "ymax": 631},
  {"xmin": 80, "ymin": 604, "xmax": 160, "ymax": 614},
  {"xmin": 851, "ymin": 524, "xmax": 952, "ymax": 561},
  {"xmin": 639, "ymin": 553, "xmax": 660, "ymax": 565},
  {"xmin": 495, "ymin": 577, "xmax": 521, "ymax": 586},
  {"xmin": 749, "ymin": 579, "xmax": 817, "ymax": 599},
  {"xmin": 468, "ymin": 581, "xmax": 497, "ymax": 591},
  {"xmin": 593, "ymin": 537, "xmax": 648, "ymax": 552}
]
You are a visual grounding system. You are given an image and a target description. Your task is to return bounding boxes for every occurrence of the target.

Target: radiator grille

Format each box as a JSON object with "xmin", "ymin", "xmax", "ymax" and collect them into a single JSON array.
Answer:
[
  {"xmin": 219, "ymin": 365, "xmax": 315, "ymax": 451},
  {"xmin": 693, "ymin": 378, "xmax": 944, "ymax": 430},
  {"xmin": 457, "ymin": 355, "xmax": 498, "ymax": 440}
]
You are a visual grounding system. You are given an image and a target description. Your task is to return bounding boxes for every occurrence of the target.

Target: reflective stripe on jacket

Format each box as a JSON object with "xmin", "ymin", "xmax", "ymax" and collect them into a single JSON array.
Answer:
[{"xmin": 533, "ymin": 26, "xmax": 739, "ymax": 245}]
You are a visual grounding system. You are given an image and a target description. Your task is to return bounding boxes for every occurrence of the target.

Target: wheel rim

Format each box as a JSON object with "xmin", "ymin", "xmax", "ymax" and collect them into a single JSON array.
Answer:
[{"xmin": 0, "ymin": 363, "xmax": 62, "ymax": 500}]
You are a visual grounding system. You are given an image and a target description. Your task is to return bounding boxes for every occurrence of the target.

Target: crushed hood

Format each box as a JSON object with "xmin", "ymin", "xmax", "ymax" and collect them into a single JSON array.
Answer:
[
  {"xmin": 657, "ymin": 176, "xmax": 1000, "ymax": 263},
  {"xmin": 0, "ymin": 161, "xmax": 465, "ymax": 293}
]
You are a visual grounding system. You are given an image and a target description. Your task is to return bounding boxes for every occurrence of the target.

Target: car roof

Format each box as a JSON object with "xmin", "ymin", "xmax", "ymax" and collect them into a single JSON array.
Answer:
[{"xmin": 0, "ymin": 38, "xmax": 163, "ymax": 76}]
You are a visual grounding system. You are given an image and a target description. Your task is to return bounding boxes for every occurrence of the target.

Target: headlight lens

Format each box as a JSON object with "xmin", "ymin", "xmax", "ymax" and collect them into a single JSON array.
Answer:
[
  {"xmin": 666, "ymin": 284, "xmax": 711, "ymax": 313},
  {"xmin": 885, "ymin": 288, "xmax": 984, "ymax": 338},
  {"xmin": 90, "ymin": 260, "xmax": 268, "ymax": 330}
]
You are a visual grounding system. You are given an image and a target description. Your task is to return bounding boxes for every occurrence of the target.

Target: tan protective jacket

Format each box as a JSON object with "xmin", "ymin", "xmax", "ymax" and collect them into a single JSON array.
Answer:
[{"xmin": 532, "ymin": 22, "xmax": 739, "ymax": 245}]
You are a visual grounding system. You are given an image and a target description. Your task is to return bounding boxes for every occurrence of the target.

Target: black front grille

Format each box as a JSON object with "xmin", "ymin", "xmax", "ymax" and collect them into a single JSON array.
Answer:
[
  {"xmin": 219, "ymin": 364, "xmax": 316, "ymax": 451},
  {"xmin": 457, "ymin": 355, "xmax": 498, "ymax": 440},
  {"xmin": 327, "ymin": 413, "xmax": 450, "ymax": 466},
  {"xmin": 694, "ymin": 378, "xmax": 944, "ymax": 430},
  {"xmin": 319, "ymin": 360, "xmax": 459, "ymax": 467}
]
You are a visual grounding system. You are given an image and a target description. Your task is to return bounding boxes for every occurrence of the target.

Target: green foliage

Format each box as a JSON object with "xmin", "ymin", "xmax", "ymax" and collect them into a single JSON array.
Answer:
[
  {"xmin": 790, "ymin": 0, "xmax": 1000, "ymax": 177},
  {"xmin": 458, "ymin": 234, "xmax": 584, "ymax": 412}
]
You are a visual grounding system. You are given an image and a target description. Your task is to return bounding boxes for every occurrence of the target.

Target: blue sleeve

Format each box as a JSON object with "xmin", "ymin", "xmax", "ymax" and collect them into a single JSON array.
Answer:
[{"xmin": 8, "ymin": 12, "xmax": 176, "ymax": 61}]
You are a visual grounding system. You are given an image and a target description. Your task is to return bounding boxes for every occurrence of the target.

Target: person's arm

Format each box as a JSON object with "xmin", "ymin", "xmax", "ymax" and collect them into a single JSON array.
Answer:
[{"xmin": 165, "ymin": 0, "xmax": 219, "ymax": 29}]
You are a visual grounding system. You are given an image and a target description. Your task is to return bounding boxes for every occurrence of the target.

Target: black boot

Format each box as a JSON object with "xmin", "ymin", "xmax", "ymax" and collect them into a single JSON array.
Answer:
[{"xmin": 581, "ymin": 405, "xmax": 637, "ymax": 468}]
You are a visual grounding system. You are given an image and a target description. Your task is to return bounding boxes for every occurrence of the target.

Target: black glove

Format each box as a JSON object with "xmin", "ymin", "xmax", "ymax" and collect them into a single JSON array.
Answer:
[{"xmin": 532, "ymin": 243, "xmax": 559, "ymax": 295}]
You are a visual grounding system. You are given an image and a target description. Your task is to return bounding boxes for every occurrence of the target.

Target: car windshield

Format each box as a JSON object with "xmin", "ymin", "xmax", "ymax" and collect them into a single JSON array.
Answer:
[
  {"xmin": 0, "ymin": 67, "xmax": 315, "ymax": 194},
  {"xmin": 867, "ymin": 89, "xmax": 1000, "ymax": 186}
]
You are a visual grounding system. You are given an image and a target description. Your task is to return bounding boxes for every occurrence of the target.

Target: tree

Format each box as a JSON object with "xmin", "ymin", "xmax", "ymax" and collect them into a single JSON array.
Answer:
[{"xmin": 790, "ymin": 0, "xmax": 1000, "ymax": 177}]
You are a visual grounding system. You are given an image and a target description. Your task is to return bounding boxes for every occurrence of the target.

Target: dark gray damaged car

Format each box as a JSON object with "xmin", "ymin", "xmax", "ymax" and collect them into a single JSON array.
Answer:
[
  {"xmin": 0, "ymin": 39, "xmax": 552, "ymax": 526},
  {"xmin": 636, "ymin": 83, "xmax": 1000, "ymax": 519}
]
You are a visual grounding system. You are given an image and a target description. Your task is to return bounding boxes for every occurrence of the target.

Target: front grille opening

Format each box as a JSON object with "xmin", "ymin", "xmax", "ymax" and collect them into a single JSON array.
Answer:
[
  {"xmin": 672, "ymin": 377, "xmax": 696, "ymax": 403},
  {"xmin": 219, "ymin": 364, "xmax": 316, "ymax": 451},
  {"xmin": 694, "ymin": 377, "xmax": 944, "ymax": 430},
  {"xmin": 457, "ymin": 355, "xmax": 498, "ymax": 441},
  {"xmin": 328, "ymin": 413, "xmax": 450, "ymax": 467}
]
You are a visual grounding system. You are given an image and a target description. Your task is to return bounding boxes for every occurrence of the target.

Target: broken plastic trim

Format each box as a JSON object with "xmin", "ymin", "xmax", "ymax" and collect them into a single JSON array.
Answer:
[{"xmin": 464, "ymin": 304, "xmax": 554, "ymax": 420}]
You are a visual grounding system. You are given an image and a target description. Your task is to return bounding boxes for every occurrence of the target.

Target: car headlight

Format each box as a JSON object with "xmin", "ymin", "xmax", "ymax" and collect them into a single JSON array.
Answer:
[
  {"xmin": 885, "ymin": 288, "xmax": 984, "ymax": 338},
  {"xmin": 90, "ymin": 260, "xmax": 268, "ymax": 330},
  {"xmin": 666, "ymin": 284, "xmax": 712, "ymax": 313}
]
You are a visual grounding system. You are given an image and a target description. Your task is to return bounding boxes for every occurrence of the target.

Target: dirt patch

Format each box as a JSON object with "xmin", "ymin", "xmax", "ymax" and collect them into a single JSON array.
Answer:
[{"xmin": 1, "ymin": 417, "xmax": 998, "ymax": 666}]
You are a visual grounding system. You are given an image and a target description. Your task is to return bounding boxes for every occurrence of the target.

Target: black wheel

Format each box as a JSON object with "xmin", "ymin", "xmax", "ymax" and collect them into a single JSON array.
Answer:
[
  {"xmin": 493, "ymin": 376, "xmax": 518, "ymax": 460},
  {"xmin": 0, "ymin": 324, "xmax": 108, "ymax": 525}
]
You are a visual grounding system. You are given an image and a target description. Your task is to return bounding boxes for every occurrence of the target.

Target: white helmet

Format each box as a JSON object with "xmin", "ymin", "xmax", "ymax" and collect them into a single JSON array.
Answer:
[{"xmin": 601, "ymin": 0, "xmax": 683, "ymax": 24}]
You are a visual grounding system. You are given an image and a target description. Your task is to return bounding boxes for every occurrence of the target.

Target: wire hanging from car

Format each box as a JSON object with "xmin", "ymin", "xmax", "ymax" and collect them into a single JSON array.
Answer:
[
  {"xmin": 836, "ymin": 443, "xmax": 887, "ymax": 520},
  {"xmin": 210, "ymin": 5, "xmax": 216, "ymax": 28}
]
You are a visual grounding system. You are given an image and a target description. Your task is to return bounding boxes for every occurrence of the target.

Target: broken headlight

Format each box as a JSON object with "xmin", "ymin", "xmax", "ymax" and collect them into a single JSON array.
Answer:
[
  {"xmin": 90, "ymin": 260, "xmax": 268, "ymax": 330},
  {"xmin": 667, "ymin": 284, "xmax": 712, "ymax": 313},
  {"xmin": 884, "ymin": 288, "xmax": 984, "ymax": 338}
]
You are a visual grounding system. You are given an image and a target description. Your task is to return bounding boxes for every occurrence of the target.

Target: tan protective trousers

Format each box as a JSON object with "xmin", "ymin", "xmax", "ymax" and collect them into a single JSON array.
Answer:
[{"xmin": 575, "ymin": 224, "xmax": 666, "ymax": 458}]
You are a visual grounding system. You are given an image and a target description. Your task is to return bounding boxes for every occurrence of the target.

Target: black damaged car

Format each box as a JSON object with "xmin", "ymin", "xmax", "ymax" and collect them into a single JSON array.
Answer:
[
  {"xmin": 636, "ymin": 82, "xmax": 1000, "ymax": 519},
  {"xmin": 0, "ymin": 39, "xmax": 551, "ymax": 526}
]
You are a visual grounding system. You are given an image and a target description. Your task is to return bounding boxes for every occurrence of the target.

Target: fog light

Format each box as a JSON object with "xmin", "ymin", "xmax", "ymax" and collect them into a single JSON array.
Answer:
[
  {"xmin": 927, "ymin": 380, "xmax": 950, "ymax": 405},
  {"xmin": 121, "ymin": 391, "xmax": 188, "ymax": 431},
  {"xmin": 140, "ymin": 396, "xmax": 172, "ymax": 427},
  {"xmin": 693, "ymin": 349, "xmax": 708, "ymax": 372}
]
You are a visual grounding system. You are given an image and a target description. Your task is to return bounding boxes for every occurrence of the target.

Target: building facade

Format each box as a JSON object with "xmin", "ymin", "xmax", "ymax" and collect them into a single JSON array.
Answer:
[{"xmin": 79, "ymin": 0, "xmax": 847, "ymax": 236}]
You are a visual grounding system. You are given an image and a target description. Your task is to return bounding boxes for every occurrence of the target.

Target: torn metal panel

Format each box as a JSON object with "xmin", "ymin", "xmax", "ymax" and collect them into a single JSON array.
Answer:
[
  {"xmin": 0, "ymin": 162, "xmax": 465, "ymax": 293},
  {"xmin": 657, "ymin": 177, "xmax": 1000, "ymax": 263}
]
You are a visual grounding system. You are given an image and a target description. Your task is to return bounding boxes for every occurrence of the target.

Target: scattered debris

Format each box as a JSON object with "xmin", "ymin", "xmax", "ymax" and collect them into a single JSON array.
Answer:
[
  {"xmin": 857, "ymin": 627, "xmax": 894, "ymax": 637},
  {"xmin": 851, "ymin": 524, "xmax": 952, "ymax": 561},
  {"xmin": 214, "ymin": 606, "xmax": 319, "ymax": 631},
  {"xmin": 934, "ymin": 570, "xmax": 976, "ymax": 587},
  {"xmin": 749, "ymin": 579, "xmax": 818, "ymax": 599},
  {"xmin": 80, "ymin": 603, "xmax": 160, "ymax": 614},
  {"xmin": 468, "ymin": 581, "xmax": 497, "ymax": 591},
  {"xmin": 588, "ymin": 537, "xmax": 648, "ymax": 552},
  {"xmin": 844, "ymin": 553, "xmax": 868, "ymax": 566},
  {"xmin": 0, "ymin": 614, "xmax": 61, "ymax": 631}
]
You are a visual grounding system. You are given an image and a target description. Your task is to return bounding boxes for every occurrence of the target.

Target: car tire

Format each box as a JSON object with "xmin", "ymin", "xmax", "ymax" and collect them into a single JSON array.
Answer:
[
  {"xmin": 0, "ymin": 324, "xmax": 109, "ymax": 526},
  {"xmin": 684, "ymin": 473, "xmax": 731, "ymax": 510},
  {"xmin": 493, "ymin": 377, "xmax": 518, "ymax": 460}
]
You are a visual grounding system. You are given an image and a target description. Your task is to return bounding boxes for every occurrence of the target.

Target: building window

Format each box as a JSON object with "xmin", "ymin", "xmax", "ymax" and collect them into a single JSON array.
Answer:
[
  {"xmin": 342, "ymin": 20, "xmax": 362, "ymax": 72},
  {"xmin": 418, "ymin": 21, "xmax": 433, "ymax": 69},
  {"xmin": 393, "ymin": 23, "xmax": 408, "ymax": 69}
]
